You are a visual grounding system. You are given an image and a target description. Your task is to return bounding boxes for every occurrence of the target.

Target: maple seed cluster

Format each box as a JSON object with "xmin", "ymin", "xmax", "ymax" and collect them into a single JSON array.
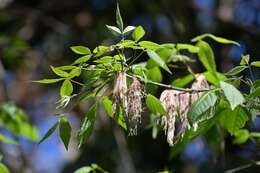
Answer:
[
  {"xmin": 160, "ymin": 74, "xmax": 210, "ymax": 146},
  {"xmin": 112, "ymin": 72, "xmax": 143, "ymax": 136}
]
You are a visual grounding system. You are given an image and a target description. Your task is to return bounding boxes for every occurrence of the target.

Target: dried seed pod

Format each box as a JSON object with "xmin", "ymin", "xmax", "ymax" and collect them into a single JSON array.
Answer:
[
  {"xmin": 191, "ymin": 74, "xmax": 210, "ymax": 103},
  {"xmin": 160, "ymin": 90, "xmax": 190, "ymax": 145},
  {"xmin": 126, "ymin": 77, "xmax": 143, "ymax": 136},
  {"xmin": 112, "ymin": 72, "xmax": 128, "ymax": 117}
]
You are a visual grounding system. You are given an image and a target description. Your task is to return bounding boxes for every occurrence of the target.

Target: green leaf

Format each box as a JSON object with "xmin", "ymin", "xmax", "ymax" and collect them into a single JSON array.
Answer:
[
  {"xmin": 94, "ymin": 56, "xmax": 113, "ymax": 64},
  {"xmin": 70, "ymin": 46, "xmax": 91, "ymax": 55},
  {"xmin": 240, "ymin": 54, "xmax": 250, "ymax": 65},
  {"xmin": 220, "ymin": 81, "xmax": 245, "ymax": 110},
  {"xmin": 60, "ymin": 79, "xmax": 73, "ymax": 96},
  {"xmin": 249, "ymin": 87, "xmax": 260, "ymax": 98},
  {"xmin": 0, "ymin": 134, "xmax": 17, "ymax": 145},
  {"xmin": 218, "ymin": 107, "xmax": 248, "ymax": 135},
  {"xmin": 171, "ymin": 74, "xmax": 195, "ymax": 87},
  {"xmin": 146, "ymin": 94, "xmax": 166, "ymax": 115},
  {"xmin": 69, "ymin": 68, "xmax": 81, "ymax": 78},
  {"xmin": 59, "ymin": 117, "xmax": 72, "ymax": 150},
  {"xmin": 203, "ymin": 71, "xmax": 226, "ymax": 86},
  {"xmin": 33, "ymin": 78, "xmax": 64, "ymax": 84},
  {"xmin": 116, "ymin": 3, "xmax": 124, "ymax": 32},
  {"xmin": 51, "ymin": 66, "xmax": 69, "ymax": 77},
  {"xmin": 38, "ymin": 122, "xmax": 58, "ymax": 144},
  {"xmin": 188, "ymin": 91, "xmax": 218, "ymax": 123},
  {"xmin": 93, "ymin": 46, "xmax": 110, "ymax": 57},
  {"xmin": 73, "ymin": 55, "xmax": 91, "ymax": 65},
  {"xmin": 225, "ymin": 66, "xmax": 247, "ymax": 76},
  {"xmin": 19, "ymin": 123, "xmax": 39, "ymax": 141},
  {"xmin": 171, "ymin": 55, "xmax": 194, "ymax": 63},
  {"xmin": 102, "ymin": 97, "xmax": 127, "ymax": 130},
  {"xmin": 0, "ymin": 163, "xmax": 10, "ymax": 173},
  {"xmin": 139, "ymin": 41, "xmax": 160, "ymax": 50},
  {"xmin": 77, "ymin": 104, "xmax": 97, "ymax": 148},
  {"xmin": 123, "ymin": 26, "xmax": 135, "ymax": 35},
  {"xmin": 191, "ymin": 33, "xmax": 240, "ymax": 46},
  {"xmin": 74, "ymin": 167, "xmax": 92, "ymax": 173},
  {"xmin": 176, "ymin": 44, "xmax": 199, "ymax": 53},
  {"xmin": 233, "ymin": 129, "xmax": 250, "ymax": 144},
  {"xmin": 132, "ymin": 26, "xmax": 145, "ymax": 41},
  {"xmin": 196, "ymin": 41, "xmax": 217, "ymax": 73},
  {"xmin": 251, "ymin": 61, "xmax": 260, "ymax": 67},
  {"xmin": 106, "ymin": 25, "xmax": 121, "ymax": 35},
  {"xmin": 147, "ymin": 50, "xmax": 172, "ymax": 74},
  {"xmin": 57, "ymin": 65, "xmax": 76, "ymax": 71}
]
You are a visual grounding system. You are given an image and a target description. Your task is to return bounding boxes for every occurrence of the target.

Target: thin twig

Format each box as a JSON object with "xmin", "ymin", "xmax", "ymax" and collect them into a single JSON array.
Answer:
[
  {"xmin": 128, "ymin": 51, "xmax": 145, "ymax": 65},
  {"xmin": 126, "ymin": 74, "xmax": 211, "ymax": 93},
  {"xmin": 70, "ymin": 79, "xmax": 84, "ymax": 86},
  {"xmin": 225, "ymin": 160, "xmax": 260, "ymax": 173}
]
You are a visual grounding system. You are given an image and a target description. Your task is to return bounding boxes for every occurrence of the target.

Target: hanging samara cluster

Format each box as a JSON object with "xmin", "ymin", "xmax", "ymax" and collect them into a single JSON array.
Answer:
[{"xmin": 112, "ymin": 72, "xmax": 210, "ymax": 145}]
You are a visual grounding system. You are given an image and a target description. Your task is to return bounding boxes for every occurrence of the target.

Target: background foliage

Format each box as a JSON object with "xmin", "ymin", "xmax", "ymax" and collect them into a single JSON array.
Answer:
[{"xmin": 0, "ymin": 0, "xmax": 260, "ymax": 173}]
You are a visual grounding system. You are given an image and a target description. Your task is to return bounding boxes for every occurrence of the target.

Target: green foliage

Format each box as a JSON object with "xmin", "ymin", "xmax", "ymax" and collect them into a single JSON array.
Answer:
[
  {"xmin": 60, "ymin": 79, "xmax": 73, "ymax": 96},
  {"xmin": 220, "ymin": 81, "xmax": 245, "ymax": 110},
  {"xmin": 188, "ymin": 91, "xmax": 218, "ymax": 123},
  {"xmin": 218, "ymin": 106, "xmax": 248, "ymax": 135},
  {"xmin": 132, "ymin": 26, "xmax": 145, "ymax": 41},
  {"xmin": 0, "ymin": 163, "xmax": 10, "ymax": 173},
  {"xmin": 74, "ymin": 163, "xmax": 108, "ymax": 173},
  {"xmin": 0, "ymin": 102, "xmax": 39, "ymax": 142},
  {"xmin": 36, "ymin": 5, "xmax": 260, "ymax": 154},
  {"xmin": 39, "ymin": 122, "xmax": 59, "ymax": 144},
  {"xmin": 191, "ymin": 33, "xmax": 240, "ymax": 46},
  {"xmin": 77, "ymin": 104, "xmax": 97, "ymax": 148},
  {"xmin": 146, "ymin": 94, "xmax": 166, "ymax": 115},
  {"xmin": 59, "ymin": 116, "xmax": 72, "ymax": 150}
]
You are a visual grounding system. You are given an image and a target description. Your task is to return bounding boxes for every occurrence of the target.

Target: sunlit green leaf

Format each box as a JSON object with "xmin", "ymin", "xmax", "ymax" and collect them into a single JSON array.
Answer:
[
  {"xmin": 70, "ymin": 46, "xmax": 91, "ymax": 55},
  {"xmin": 192, "ymin": 33, "xmax": 240, "ymax": 46},
  {"xmin": 240, "ymin": 54, "xmax": 250, "ymax": 65},
  {"xmin": 73, "ymin": 55, "xmax": 91, "ymax": 65},
  {"xmin": 171, "ymin": 74, "xmax": 195, "ymax": 87},
  {"xmin": 132, "ymin": 26, "xmax": 145, "ymax": 42},
  {"xmin": 233, "ymin": 129, "xmax": 250, "ymax": 144},
  {"xmin": 220, "ymin": 81, "xmax": 245, "ymax": 110},
  {"xmin": 60, "ymin": 79, "xmax": 73, "ymax": 96},
  {"xmin": 74, "ymin": 167, "xmax": 92, "ymax": 173},
  {"xmin": 93, "ymin": 46, "xmax": 110, "ymax": 57},
  {"xmin": 251, "ymin": 61, "xmax": 260, "ymax": 67},
  {"xmin": 139, "ymin": 41, "xmax": 160, "ymax": 50},
  {"xmin": 196, "ymin": 41, "xmax": 217, "ymax": 72},
  {"xmin": 146, "ymin": 94, "xmax": 166, "ymax": 115},
  {"xmin": 123, "ymin": 26, "xmax": 135, "ymax": 35},
  {"xmin": 69, "ymin": 68, "xmax": 81, "ymax": 78},
  {"xmin": 106, "ymin": 25, "xmax": 121, "ymax": 35},
  {"xmin": 225, "ymin": 66, "xmax": 247, "ymax": 76},
  {"xmin": 147, "ymin": 50, "xmax": 171, "ymax": 74},
  {"xmin": 203, "ymin": 71, "xmax": 226, "ymax": 86},
  {"xmin": 0, "ymin": 163, "xmax": 10, "ymax": 173},
  {"xmin": 176, "ymin": 43, "xmax": 199, "ymax": 53},
  {"xmin": 33, "ymin": 78, "xmax": 64, "ymax": 84},
  {"xmin": 51, "ymin": 66, "xmax": 69, "ymax": 77},
  {"xmin": 0, "ymin": 134, "xmax": 17, "ymax": 145}
]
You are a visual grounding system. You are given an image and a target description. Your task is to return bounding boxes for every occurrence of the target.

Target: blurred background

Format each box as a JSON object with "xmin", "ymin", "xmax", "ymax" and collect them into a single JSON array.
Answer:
[{"xmin": 0, "ymin": 0, "xmax": 260, "ymax": 173}]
